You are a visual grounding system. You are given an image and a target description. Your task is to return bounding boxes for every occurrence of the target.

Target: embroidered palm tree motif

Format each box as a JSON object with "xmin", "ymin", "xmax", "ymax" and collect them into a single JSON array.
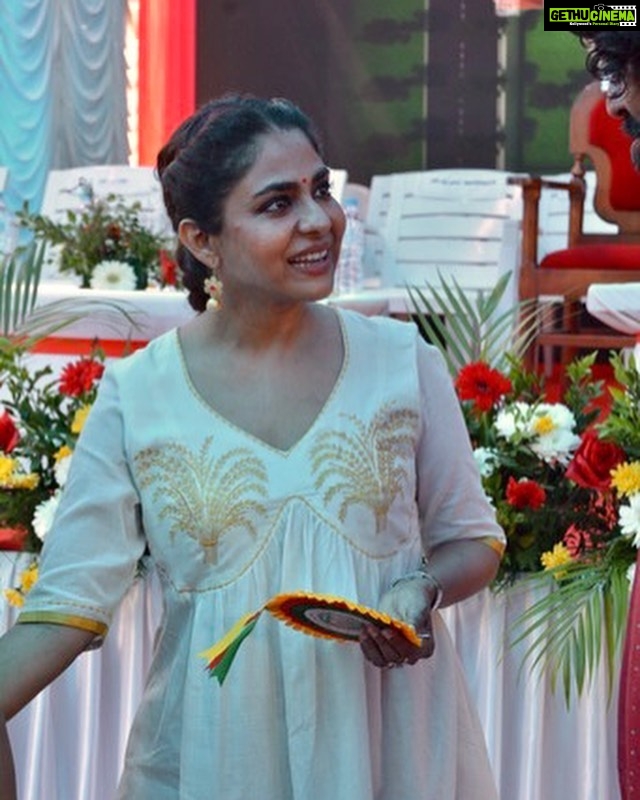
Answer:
[
  {"xmin": 310, "ymin": 405, "xmax": 418, "ymax": 531},
  {"xmin": 134, "ymin": 436, "xmax": 268, "ymax": 562}
]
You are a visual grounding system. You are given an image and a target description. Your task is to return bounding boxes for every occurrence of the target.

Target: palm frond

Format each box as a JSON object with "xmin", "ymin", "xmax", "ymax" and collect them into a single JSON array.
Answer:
[
  {"xmin": 508, "ymin": 550, "xmax": 632, "ymax": 705},
  {"xmin": 0, "ymin": 242, "xmax": 45, "ymax": 336},
  {"xmin": 407, "ymin": 271, "xmax": 538, "ymax": 374}
]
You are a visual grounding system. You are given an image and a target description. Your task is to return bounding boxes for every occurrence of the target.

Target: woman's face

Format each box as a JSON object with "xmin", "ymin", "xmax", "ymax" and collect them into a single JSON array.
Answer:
[{"xmin": 210, "ymin": 128, "xmax": 346, "ymax": 308}]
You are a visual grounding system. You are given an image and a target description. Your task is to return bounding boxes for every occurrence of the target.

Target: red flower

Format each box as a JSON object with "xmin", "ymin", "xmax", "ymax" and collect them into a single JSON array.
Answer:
[
  {"xmin": 0, "ymin": 406, "xmax": 19, "ymax": 453},
  {"xmin": 566, "ymin": 431, "xmax": 626, "ymax": 491},
  {"xmin": 455, "ymin": 362, "xmax": 512, "ymax": 413},
  {"xmin": 59, "ymin": 358, "xmax": 104, "ymax": 397},
  {"xmin": 159, "ymin": 249, "xmax": 178, "ymax": 286},
  {"xmin": 563, "ymin": 524, "xmax": 594, "ymax": 558},
  {"xmin": 506, "ymin": 476, "xmax": 547, "ymax": 510}
]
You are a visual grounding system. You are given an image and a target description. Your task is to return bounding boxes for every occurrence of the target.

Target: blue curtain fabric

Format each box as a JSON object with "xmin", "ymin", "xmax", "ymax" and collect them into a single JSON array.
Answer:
[{"xmin": 0, "ymin": 0, "xmax": 128, "ymax": 216}]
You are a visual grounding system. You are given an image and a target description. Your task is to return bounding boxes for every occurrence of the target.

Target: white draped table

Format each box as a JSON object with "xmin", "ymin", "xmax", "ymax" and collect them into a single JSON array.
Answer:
[
  {"xmin": 586, "ymin": 282, "xmax": 640, "ymax": 361},
  {"xmin": 1, "ymin": 552, "xmax": 619, "ymax": 800}
]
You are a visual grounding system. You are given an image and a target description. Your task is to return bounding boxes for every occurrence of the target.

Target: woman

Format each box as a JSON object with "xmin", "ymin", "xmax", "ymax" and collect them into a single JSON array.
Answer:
[{"xmin": 0, "ymin": 95, "xmax": 504, "ymax": 799}]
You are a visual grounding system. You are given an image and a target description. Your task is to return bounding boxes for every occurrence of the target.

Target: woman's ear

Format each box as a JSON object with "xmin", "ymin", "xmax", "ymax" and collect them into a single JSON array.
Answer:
[{"xmin": 178, "ymin": 219, "xmax": 220, "ymax": 270}]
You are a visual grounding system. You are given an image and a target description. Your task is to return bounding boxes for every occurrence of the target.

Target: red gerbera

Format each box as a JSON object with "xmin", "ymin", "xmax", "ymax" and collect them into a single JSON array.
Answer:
[
  {"xmin": 59, "ymin": 357, "xmax": 105, "ymax": 397},
  {"xmin": 455, "ymin": 362, "xmax": 512, "ymax": 413},
  {"xmin": 505, "ymin": 476, "xmax": 547, "ymax": 510}
]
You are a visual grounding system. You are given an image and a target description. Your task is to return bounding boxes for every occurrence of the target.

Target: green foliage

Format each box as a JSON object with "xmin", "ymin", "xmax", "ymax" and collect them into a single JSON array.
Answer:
[
  {"xmin": 17, "ymin": 191, "xmax": 172, "ymax": 289},
  {"xmin": 510, "ymin": 538, "xmax": 634, "ymax": 704},
  {"xmin": 408, "ymin": 271, "xmax": 538, "ymax": 374},
  {"xmin": 598, "ymin": 353, "xmax": 640, "ymax": 459}
]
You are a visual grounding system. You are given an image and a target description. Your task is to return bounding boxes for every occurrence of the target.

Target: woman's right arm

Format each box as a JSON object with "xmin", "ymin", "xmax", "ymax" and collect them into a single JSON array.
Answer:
[{"xmin": 0, "ymin": 623, "xmax": 96, "ymax": 799}]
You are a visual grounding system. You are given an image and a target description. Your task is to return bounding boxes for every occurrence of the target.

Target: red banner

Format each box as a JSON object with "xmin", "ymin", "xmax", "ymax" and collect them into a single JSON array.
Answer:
[{"xmin": 138, "ymin": 0, "xmax": 196, "ymax": 166}]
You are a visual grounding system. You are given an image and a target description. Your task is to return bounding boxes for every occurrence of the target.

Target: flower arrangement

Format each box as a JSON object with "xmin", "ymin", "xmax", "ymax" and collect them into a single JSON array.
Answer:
[
  {"xmin": 17, "ymin": 187, "xmax": 177, "ymax": 291},
  {"xmin": 0, "ymin": 346, "xmax": 104, "ymax": 607},
  {"xmin": 455, "ymin": 353, "xmax": 624, "ymax": 582},
  {"xmin": 410, "ymin": 274, "xmax": 637, "ymax": 698}
]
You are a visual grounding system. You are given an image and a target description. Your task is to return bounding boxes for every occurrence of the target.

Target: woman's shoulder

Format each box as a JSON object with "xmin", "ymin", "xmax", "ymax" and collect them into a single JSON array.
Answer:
[
  {"xmin": 337, "ymin": 307, "xmax": 419, "ymax": 347},
  {"xmin": 106, "ymin": 328, "xmax": 179, "ymax": 384}
]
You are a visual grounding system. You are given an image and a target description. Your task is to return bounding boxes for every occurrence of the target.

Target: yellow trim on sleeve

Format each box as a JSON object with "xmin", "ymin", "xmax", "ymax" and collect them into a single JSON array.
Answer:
[
  {"xmin": 478, "ymin": 535, "xmax": 506, "ymax": 557},
  {"xmin": 16, "ymin": 611, "xmax": 108, "ymax": 637}
]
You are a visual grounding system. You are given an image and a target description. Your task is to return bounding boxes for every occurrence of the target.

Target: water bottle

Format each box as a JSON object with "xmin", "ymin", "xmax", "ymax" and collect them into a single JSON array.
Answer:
[{"xmin": 335, "ymin": 197, "xmax": 364, "ymax": 295}]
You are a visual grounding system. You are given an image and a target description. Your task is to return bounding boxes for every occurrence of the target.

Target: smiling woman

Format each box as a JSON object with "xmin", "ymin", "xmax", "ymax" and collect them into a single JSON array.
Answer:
[{"xmin": 0, "ymin": 95, "xmax": 505, "ymax": 800}]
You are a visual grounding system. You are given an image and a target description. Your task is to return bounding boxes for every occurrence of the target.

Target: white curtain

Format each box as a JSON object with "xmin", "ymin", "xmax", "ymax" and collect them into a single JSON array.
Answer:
[{"xmin": 0, "ymin": 0, "xmax": 128, "ymax": 215}]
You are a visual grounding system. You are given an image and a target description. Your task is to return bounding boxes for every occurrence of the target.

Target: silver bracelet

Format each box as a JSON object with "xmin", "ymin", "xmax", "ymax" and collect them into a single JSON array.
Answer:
[{"xmin": 390, "ymin": 569, "xmax": 444, "ymax": 611}]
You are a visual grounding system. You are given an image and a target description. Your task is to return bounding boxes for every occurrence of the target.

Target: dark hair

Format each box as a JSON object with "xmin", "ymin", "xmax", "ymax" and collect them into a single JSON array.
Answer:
[
  {"xmin": 157, "ymin": 94, "xmax": 323, "ymax": 311},
  {"xmin": 578, "ymin": 33, "xmax": 640, "ymax": 94}
]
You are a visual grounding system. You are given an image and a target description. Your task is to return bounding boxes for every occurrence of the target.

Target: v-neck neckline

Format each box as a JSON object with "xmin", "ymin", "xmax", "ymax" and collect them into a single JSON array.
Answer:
[{"xmin": 175, "ymin": 309, "xmax": 350, "ymax": 455}]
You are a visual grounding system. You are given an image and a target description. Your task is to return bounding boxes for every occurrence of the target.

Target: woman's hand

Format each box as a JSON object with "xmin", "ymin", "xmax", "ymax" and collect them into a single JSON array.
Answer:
[
  {"xmin": 358, "ymin": 574, "xmax": 438, "ymax": 668},
  {"xmin": 358, "ymin": 613, "xmax": 434, "ymax": 668}
]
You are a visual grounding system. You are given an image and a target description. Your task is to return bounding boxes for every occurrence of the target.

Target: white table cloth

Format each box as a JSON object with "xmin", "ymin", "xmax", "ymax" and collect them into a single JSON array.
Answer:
[
  {"xmin": 1, "ymin": 553, "xmax": 619, "ymax": 800},
  {"xmin": 586, "ymin": 282, "xmax": 640, "ymax": 361}
]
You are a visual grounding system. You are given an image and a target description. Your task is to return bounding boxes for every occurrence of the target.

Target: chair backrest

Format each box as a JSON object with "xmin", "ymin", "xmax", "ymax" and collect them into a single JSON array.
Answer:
[
  {"xmin": 364, "ymin": 169, "xmax": 522, "ymax": 292},
  {"xmin": 570, "ymin": 81, "xmax": 640, "ymax": 233},
  {"xmin": 537, "ymin": 171, "xmax": 617, "ymax": 261},
  {"xmin": 40, "ymin": 165, "xmax": 172, "ymax": 236}
]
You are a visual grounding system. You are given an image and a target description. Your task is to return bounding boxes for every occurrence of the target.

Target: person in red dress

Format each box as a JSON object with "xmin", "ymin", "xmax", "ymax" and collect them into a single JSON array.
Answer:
[{"xmin": 576, "ymin": 31, "xmax": 640, "ymax": 800}]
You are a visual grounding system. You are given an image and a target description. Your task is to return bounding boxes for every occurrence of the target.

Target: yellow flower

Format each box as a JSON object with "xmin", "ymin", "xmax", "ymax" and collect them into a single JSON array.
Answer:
[
  {"xmin": 55, "ymin": 445, "xmax": 73, "ymax": 462},
  {"xmin": 611, "ymin": 461, "xmax": 640, "ymax": 498},
  {"xmin": 3, "ymin": 588, "xmax": 24, "ymax": 608},
  {"xmin": 0, "ymin": 456, "xmax": 16, "ymax": 484},
  {"xmin": 7, "ymin": 473, "xmax": 40, "ymax": 490},
  {"xmin": 19, "ymin": 564, "xmax": 38, "ymax": 593},
  {"xmin": 71, "ymin": 405, "xmax": 91, "ymax": 435},
  {"xmin": 540, "ymin": 542, "xmax": 573, "ymax": 576}
]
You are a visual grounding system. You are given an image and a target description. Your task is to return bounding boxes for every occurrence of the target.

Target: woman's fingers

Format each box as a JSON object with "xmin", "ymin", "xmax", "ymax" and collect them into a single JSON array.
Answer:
[{"xmin": 358, "ymin": 621, "xmax": 435, "ymax": 668}]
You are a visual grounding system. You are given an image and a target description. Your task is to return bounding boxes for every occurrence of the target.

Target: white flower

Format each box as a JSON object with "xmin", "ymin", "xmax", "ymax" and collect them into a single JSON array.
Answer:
[
  {"xmin": 90, "ymin": 260, "xmax": 137, "ymax": 291},
  {"xmin": 473, "ymin": 447, "xmax": 499, "ymax": 477},
  {"xmin": 527, "ymin": 403, "xmax": 580, "ymax": 465},
  {"xmin": 628, "ymin": 561, "xmax": 636, "ymax": 587},
  {"xmin": 54, "ymin": 454, "xmax": 72, "ymax": 487},
  {"xmin": 32, "ymin": 491, "xmax": 62, "ymax": 542},
  {"xmin": 619, "ymin": 493, "xmax": 640, "ymax": 548},
  {"xmin": 495, "ymin": 402, "xmax": 532, "ymax": 439}
]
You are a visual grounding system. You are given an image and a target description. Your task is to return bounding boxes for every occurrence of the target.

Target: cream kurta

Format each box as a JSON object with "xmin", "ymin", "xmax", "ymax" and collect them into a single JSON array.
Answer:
[{"xmin": 19, "ymin": 309, "xmax": 504, "ymax": 800}]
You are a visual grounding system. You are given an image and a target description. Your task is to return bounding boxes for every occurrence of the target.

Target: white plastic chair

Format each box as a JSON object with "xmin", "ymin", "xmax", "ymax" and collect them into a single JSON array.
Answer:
[{"xmin": 364, "ymin": 169, "xmax": 523, "ymax": 297}]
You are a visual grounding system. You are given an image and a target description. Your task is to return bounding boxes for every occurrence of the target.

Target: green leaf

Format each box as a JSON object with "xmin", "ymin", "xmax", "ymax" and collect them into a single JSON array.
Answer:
[{"xmin": 407, "ymin": 271, "xmax": 536, "ymax": 373}]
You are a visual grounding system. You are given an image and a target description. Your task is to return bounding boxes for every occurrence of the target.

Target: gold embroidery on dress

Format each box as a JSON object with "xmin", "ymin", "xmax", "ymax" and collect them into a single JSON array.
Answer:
[
  {"xmin": 310, "ymin": 405, "xmax": 418, "ymax": 531},
  {"xmin": 134, "ymin": 436, "xmax": 268, "ymax": 562}
]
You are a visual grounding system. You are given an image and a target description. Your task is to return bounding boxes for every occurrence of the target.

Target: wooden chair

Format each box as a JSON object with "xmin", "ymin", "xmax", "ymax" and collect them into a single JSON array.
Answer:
[{"xmin": 511, "ymin": 81, "xmax": 640, "ymax": 371}]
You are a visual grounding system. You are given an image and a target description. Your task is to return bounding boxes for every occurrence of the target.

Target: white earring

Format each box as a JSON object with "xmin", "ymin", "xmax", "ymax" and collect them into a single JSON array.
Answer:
[{"xmin": 204, "ymin": 273, "xmax": 223, "ymax": 310}]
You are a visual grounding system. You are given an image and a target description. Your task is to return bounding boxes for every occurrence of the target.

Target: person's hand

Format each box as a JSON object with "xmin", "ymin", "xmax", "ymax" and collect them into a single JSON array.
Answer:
[{"xmin": 358, "ymin": 574, "xmax": 438, "ymax": 668}]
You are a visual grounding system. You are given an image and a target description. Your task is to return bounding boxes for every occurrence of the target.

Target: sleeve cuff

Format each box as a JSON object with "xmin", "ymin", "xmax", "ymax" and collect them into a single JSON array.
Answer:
[{"xmin": 16, "ymin": 610, "xmax": 108, "ymax": 639}]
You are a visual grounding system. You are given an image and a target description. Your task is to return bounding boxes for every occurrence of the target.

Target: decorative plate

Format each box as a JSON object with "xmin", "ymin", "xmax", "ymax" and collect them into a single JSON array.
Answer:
[{"xmin": 265, "ymin": 591, "xmax": 421, "ymax": 646}]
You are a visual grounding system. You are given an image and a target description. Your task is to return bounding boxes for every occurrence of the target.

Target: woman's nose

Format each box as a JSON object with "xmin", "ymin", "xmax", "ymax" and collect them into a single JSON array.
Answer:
[{"xmin": 296, "ymin": 196, "xmax": 332, "ymax": 234}]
